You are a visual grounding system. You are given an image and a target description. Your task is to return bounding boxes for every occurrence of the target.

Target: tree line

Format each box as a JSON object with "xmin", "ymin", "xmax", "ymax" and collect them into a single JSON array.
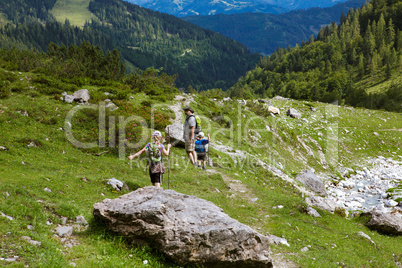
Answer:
[{"xmin": 229, "ymin": 0, "xmax": 402, "ymax": 112}]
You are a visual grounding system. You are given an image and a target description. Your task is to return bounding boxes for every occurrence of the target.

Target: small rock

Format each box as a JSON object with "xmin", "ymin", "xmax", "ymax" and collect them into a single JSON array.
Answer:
[
  {"xmin": 358, "ymin": 231, "xmax": 375, "ymax": 244},
  {"xmin": 55, "ymin": 226, "xmax": 74, "ymax": 238},
  {"xmin": 0, "ymin": 212, "xmax": 14, "ymax": 221},
  {"xmin": 61, "ymin": 217, "xmax": 68, "ymax": 225},
  {"xmin": 301, "ymin": 246, "xmax": 309, "ymax": 252},
  {"xmin": 44, "ymin": 187, "xmax": 52, "ymax": 193},
  {"xmin": 27, "ymin": 225, "xmax": 34, "ymax": 230},
  {"xmin": 306, "ymin": 206, "xmax": 321, "ymax": 218},
  {"xmin": 75, "ymin": 215, "xmax": 88, "ymax": 225},
  {"xmin": 46, "ymin": 220, "xmax": 52, "ymax": 226}
]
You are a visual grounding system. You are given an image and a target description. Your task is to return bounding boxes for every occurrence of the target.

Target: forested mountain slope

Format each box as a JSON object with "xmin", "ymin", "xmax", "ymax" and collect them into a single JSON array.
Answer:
[
  {"xmin": 183, "ymin": 0, "xmax": 366, "ymax": 54},
  {"xmin": 0, "ymin": 0, "xmax": 260, "ymax": 90},
  {"xmin": 229, "ymin": 0, "xmax": 402, "ymax": 112}
]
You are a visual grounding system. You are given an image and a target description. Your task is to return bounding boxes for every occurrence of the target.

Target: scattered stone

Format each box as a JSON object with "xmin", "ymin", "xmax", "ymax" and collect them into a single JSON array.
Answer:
[
  {"xmin": 310, "ymin": 107, "xmax": 316, "ymax": 112},
  {"xmin": 358, "ymin": 231, "xmax": 375, "ymax": 245},
  {"xmin": 0, "ymin": 146, "xmax": 8, "ymax": 151},
  {"xmin": 61, "ymin": 217, "xmax": 68, "ymax": 225},
  {"xmin": 93, "ymin": 187, "xmax": 273, "ymax": 267},
  {"xmin": 64, "ymin": 94, "xmax": 75, "ymax": 103},
  {"xmin": 223, "ymin": 97, "xmax": 232, "ymax": 102},
  {"xmin": 305, "ymin": 196, "xmax": 336, "ymax": 213},
  {"xmin": 300, "ymin": 246, "xmax": 309, "ymax": 252},
  {"xmin": 75, "ymin": 215, "xmax": 88, "ymax": 225},
  {"xmin": 27, "ymin": 225, "xmax": 34, "ymax": 230},
  {"xmin": 286, "ymin": 108, "xmax": 301, "ymax": 119},
  {"xmin": 373, "ymin": 132, "xmax": 379, "ymax": 136},
  {"xmin": 365, "ymin": 211, "xmax": 402, "ymax": 235},
  {"xmin": 107, "ymin": 178, "xmax": 124, "ymax": 191},
  {"xmin": 268, "ymin": 106, "xmax": 280, "ymax": 115},
  {"xmin": 46, "ymin": 220, "xmax": 53, "ymax": 226},
  {"xmin": 0, "ymin": 212, "xmax": 14, "ymax": 220},
  {"xmin": 296, "ymin": 170, "xmax": 326, "ymax": 196},
  {"xmin": 306, "ymin": 206, "xmax": 321, "ymax": 218},
  {"xmin": 21, "ymin": 236, "xmax": 41, "ymax": 246},
  {"xmin": 268, "ymin": 234, "xmax": 290, "ymax": 247},
  {"xmin": 44, "ymin": 187, "xmax": 52, "ymax": 193},
  {"xmin": 258, "ymin": 99, "xmax": 271, "ymax": 105},
  {"xmin": 73, "ymin": 89, "xmax": 90, "ymax": 103},
  {"xmin": 55, "ymin": 226, "xmax": 74, "ymax": 238}
]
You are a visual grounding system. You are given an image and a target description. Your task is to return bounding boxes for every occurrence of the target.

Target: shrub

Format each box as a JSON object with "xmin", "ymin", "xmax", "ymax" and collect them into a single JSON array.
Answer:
[{"xmin": 0, "ymin": 82, "xmax": 10, "ymax": 99}]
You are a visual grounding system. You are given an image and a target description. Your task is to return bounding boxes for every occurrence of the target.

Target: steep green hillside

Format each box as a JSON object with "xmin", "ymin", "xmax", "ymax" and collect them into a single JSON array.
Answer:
[
  {"xmin": 1, "ymin": 47, "xmax": 402, "ymax": 267},
  {"xmin": 229, "ymin": 0, "xmax": 402, "ymax": 112},
  {"xmin": 0, "ymin": 0, "xmax": 260, "ymax": 91},
  {"xmin": 183, "ymin": 0, "xmax": 366, "ymax": 54}
]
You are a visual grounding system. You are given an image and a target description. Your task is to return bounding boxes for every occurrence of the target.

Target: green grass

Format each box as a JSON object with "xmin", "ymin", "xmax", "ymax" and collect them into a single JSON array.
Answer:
[
  {"xmin": 50, "ymin": 0, "xmax": 97, "ymax": 27},
  {"xmin": 0, "ymin": 68, "xmax": 402, "ymax": 267}
]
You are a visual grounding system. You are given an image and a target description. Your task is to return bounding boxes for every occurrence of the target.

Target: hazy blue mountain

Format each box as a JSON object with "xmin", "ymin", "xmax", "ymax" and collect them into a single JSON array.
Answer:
[
  {"xmin": 124, "ymin": 0, "xmax": 288, "ymax": 17},
  {"xmin": 124, "ymin": 0, "xmax": 354, "ymax": 17},
  {"xmin": 183, "ymin": 0, "xmax": 367, "ymax": 54}
]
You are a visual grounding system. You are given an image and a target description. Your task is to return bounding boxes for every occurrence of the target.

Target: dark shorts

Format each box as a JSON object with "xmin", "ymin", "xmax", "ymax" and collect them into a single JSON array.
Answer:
[
  {"xmin": 150, "ymin": 172, "xmax": 163, "ymax": 184},
  {"xmin": 197, "ymin": 152, "xmax": 207, "ymax": 161}
]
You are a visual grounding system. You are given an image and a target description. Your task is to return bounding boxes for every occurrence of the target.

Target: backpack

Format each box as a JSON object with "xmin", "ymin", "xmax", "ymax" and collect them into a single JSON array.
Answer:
[
  {"xmin": 195, "ymin": 140, "xmax": 207, "ymax": 153},
  {"xmin": 187, "ymin": 114, "xmax": 202, "ymax": 134},
  {"xmin": 146, "ymin": 142, "xmax": 162, "ymax": 165}
]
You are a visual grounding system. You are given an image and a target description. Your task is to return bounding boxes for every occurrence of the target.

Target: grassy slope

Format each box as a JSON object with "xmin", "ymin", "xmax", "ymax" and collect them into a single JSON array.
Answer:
[
  {"xmin": 50, "ymin": 0, "xmax": 97, "ymax": 27},
  {"xmin": 0, "ymin": 69, "xmax": 401, "ymax": 267}
]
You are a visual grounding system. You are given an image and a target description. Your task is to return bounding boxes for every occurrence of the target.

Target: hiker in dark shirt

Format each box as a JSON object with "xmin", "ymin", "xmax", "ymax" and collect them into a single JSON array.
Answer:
[{"xmin": 128, "ymin": 131, "xmax": 171, "ymax": 187}]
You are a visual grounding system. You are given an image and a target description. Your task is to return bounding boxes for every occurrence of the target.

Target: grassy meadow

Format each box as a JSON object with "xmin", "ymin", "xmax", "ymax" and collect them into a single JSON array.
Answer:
[{"xmin": 0, "ymin": 67, "xmax": 401, "ymax": 267}]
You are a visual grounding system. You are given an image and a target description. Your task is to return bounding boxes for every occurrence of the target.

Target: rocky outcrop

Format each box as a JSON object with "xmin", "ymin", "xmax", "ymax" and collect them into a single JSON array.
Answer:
[
  {"xmin": 296, "ymin": 170, "xmax": 326, "ymax": 196},
  {"xmin": 93, "ymin": 187, "xmax": 273, "ymax": 267},
  {"xmin": 305, "ymin": 196, "xmax": 337, "ymax": 213},
  {"xmin": 165, "ymin": 123, "xmax": 185, "ymax": 147},
  {"xmin": 365, "ymin": 211, "xmax": 402, "ymax": 235}
]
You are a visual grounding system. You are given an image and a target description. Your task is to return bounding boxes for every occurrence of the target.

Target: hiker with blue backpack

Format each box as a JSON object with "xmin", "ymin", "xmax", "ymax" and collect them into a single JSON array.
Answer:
[
  {"xmin": 128, "ymin": 131, "xmax": 171, "ymax": 187},
  {"xmin": 183, "ymin": 106, "xmax": 201, "ymax": 166},
  {"xmin": 195, "ymin": 132, "xmax": 210, "ymax": 170}
]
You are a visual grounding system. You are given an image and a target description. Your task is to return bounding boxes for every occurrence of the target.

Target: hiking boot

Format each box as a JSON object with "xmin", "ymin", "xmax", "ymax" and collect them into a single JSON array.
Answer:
[
  {"xmin": 197, "ymin": 164, "xmax": 201, "ymax": 168},
  {"xmin": 202, "ymin": 166, "xmax": 206, "ymax": 170}
]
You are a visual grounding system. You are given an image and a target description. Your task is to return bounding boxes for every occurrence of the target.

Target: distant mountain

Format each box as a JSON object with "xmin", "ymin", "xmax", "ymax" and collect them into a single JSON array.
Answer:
[
  {"xmin": 124, "ymin": 0, "xmax": 353, "ymax": 17},
  {"xmin": 183, "ymin": 0, "xmax": 367, "ymax": 54},
  {"xmin": 0, "ymin": 0, "xmax": 260, "ymax": 91},
  {"xmin": 124, "ymin": 0, "xmax": 288, "ymax": 17},
  {"xmin": 263, "ymin": 0, "xmax": 352, "ymax": 10}
]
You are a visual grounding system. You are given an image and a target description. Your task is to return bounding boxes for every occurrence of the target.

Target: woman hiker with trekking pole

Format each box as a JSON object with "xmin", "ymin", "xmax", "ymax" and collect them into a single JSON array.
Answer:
[{"xmin": 128, "ymin": 131, "xmax": 171, "ymax": 187}]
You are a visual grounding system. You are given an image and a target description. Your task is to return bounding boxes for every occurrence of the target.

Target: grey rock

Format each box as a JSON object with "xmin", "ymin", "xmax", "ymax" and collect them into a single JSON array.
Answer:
[
  {"xmin": 21, "ymin": 236, "xmax": 41, "ymax": 246},
  {"xmin": 306, "ymin": 206, "xmax": 321, "ymax": 218},
  {"xmin": 286, "ymin": 108, "xmax": 301, "ymax": 119},
  {"xmin": 73, "ymin": 89, "xmax": 90, "ymax": 103},
  {"xmin": 296, "ymin": 170, "xmax": 326, "ymax": 196},
  {"xmin": 268, "ymin": 234, "xmax": 289, "ymax": 247},
  {"xmin": 0, "ymin": 146, "xmax": 8, "ymax": 151},
  {"xmin": 223, "ymin": 97, "xmax": 232, "ymax": 102},
  {"xmin": 357, "ymin": 231, "xmax": 375, "ymax": 244},
  {"xmin": 75, "ymin": 215, "xmax": 88, "ymax": 225},
  {"xmin": 305, "ymin": 196, "xmax": 336, "ymax": 213},
  {"xmin": 0, "ymin": 212, "xmax": 14, "ymax": 220},
  {"xmin": 61, "ymin": 216, "xmax": 68, "ymax": 225},
  {"xmin": 107, "ymin": 178, "xmax": 124, "ymax": 191},
  {"xmin": 64, "ymin": 94, "xmax": 75, "ymax": 103},
  {"xmin": 165, "ymin": 123, "xmax": 185, "ymax": 148},
  {"xmin": 258, "ymin": 99, "xmax": 271, "ymax": 105},
  {"xmin": 267, "ymin": 106, "xmax": 280, "ymax": 115},
  {"xmin": 27, "ymin": 225, "xmax": 34, "ymax": 230},
  {"xmin": 44, "ymin": 187, "xmax": 52, "ymax": 193},
  {"xmin": 366, "ymin": 211, "xmax": 402, "ymax": 235},
  {"xmin": 55, "ymin": 226, "xmax": 74, "ymax": 237},
  {"xmin": 93, "ymin": 187, "xmax": 273, "ymax": 267},
  {"xmin": 310, "ymin": 107, "xmax": 316, "ymax": 112}
]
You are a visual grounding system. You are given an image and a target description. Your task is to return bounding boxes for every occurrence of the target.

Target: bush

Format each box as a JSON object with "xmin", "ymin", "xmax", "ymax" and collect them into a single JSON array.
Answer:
[{"xmin": 0, "ymin": 83, "xmax": 10, "ymax": 99}]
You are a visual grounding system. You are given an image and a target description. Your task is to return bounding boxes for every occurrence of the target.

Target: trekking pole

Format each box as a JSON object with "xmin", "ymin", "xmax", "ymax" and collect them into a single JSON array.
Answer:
[{"xmin": 167, "ymin": 126, "xmax": 171, "ymax": 189}]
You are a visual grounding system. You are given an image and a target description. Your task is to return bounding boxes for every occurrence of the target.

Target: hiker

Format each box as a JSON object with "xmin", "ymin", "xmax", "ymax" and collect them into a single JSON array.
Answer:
[
  {"xmin": 128, "ymin": 131, "xmax": 171, "ymax": 187},
  {"xmin": 183, "ymin": 106, "xmax": 197, "ymax": 165},
  {"xmin": 195, "ymin": 132, "xmax": 210, "ymax": 170}
]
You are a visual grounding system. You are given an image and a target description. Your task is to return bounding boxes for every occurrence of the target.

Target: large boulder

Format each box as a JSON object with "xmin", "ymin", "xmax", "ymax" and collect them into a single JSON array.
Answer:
[
  {"xmin": 286, "ymin": 108, "xmax": 301, "ymax": 119},
  {"xmin": 93, "ymin": 187, "xmax": 273, "ymax": 267},
  {"xmin": 165, "ymin": 123, "xmax": 185, "ymax": 147},
  {"xmin": 296, "ymin": 170, "xmax": 326, "ymax": 196},
  {"xmin": 267, "ymin": 106, "xmax": 280, "ymax": 115},
  {"xmin": 365, "ymin": 211, "xmax": 402, "ymax": 235}
]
